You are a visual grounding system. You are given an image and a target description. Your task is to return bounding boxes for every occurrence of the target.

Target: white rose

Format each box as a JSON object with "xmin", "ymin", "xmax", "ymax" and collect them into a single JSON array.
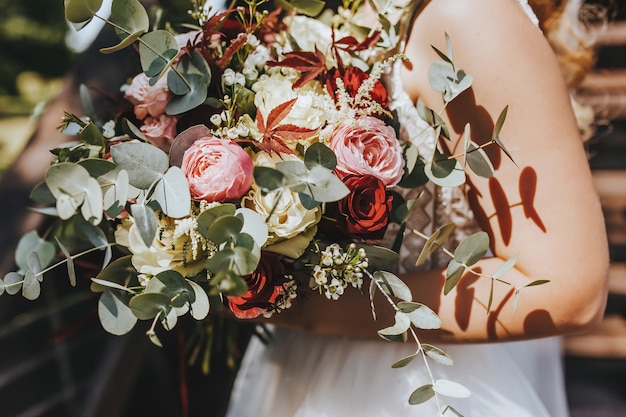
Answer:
[
  {"xmin": 253, "ymin": 72, "xmax": 331, "ymax": 130},
  {"xmin": 114, "ymin": 213, "xmax": 209, "ymax": 279},
  {"xmin": 242, "ymin": 152, "xmax": 321, "ymax": 258}
]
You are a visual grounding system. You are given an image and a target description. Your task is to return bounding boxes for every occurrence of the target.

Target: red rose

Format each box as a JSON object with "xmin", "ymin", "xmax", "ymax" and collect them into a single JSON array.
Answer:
[
  {"xmin": 227, "ymin": 253, "xmax": 291, "ymax": 319},
  {"xmin": 325, "ymin": 67, "xmax": 389, "ymax": 109},
  {"xmin": 336, "ymin": 175, "xmax": 392, "ymax": 242}
]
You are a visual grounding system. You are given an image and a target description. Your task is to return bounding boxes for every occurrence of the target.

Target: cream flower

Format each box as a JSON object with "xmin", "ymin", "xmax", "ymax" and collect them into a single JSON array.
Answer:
[
  {"xmin": 114, "ymin": 212, "xmax": 212, "ymax": 279},
  {"xmin": 241, "ymin": 152, "xmax": 321, "ymax": 258}
]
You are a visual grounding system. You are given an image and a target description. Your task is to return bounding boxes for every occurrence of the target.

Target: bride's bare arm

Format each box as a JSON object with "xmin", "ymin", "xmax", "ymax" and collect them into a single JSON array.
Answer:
[{"xmin": 269, "ymin": 0, "xmax": 609, "ymax": 343}]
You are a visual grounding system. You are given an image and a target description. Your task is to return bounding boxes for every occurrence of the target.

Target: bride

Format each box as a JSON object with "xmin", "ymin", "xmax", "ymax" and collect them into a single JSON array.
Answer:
[{"xmin": 225, "ymin": 0, "xmax": 609, "ymax": 416}]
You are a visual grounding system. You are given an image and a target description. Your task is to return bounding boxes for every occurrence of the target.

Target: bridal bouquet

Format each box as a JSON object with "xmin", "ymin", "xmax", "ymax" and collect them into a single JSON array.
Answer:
[{"xmin": 2, "ymin": 0, "xmax": 535, "ymax": 414}]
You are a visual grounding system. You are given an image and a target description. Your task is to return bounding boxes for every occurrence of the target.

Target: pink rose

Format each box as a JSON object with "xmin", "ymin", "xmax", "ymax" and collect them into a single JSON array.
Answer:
[
  {"xmin": 140, "ymin": 114, "xmax": 178, "ymax": 153},
  {"xmin": 328, "ymin": 116, "xmax": 405, "ymax": 187},
  {"xmin": 181, "ymin": 136, "xmax": 254, "ymax": 202},
  {"xmin": 125, "ymin": 73, "xmax": 171, "ymax": 120}
]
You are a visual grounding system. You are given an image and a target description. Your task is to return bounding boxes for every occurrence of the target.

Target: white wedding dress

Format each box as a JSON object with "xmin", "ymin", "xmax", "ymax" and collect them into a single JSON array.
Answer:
[{"xmin": 226, "ymin": 2, "xmax": 570, "ymax": 416}]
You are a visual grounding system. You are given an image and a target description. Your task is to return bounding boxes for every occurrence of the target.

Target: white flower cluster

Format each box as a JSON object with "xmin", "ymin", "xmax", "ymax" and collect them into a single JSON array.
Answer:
[
  {"xmin": 312, "ymin": 243, "xmax": 368, "ymax": 300},
  {"xmin": 263, "ymin": 277, "xmax": 298, "ymax": 318}
]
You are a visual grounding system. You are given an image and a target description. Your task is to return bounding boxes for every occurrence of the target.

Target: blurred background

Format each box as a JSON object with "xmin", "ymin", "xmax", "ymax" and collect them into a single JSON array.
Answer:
[{"xmin": 1, "ymin": 1, "xmax": 626, "ymax": 416}]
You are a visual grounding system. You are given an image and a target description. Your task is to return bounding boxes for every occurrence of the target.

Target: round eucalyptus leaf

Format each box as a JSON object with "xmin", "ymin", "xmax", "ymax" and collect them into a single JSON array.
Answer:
[
  {"xmin": 492, "ymin": 255, "xmax": 517, "ymax": 279},
  {"xmin": 110, "ymin": 0, "xmax": 149, "ymax": 41},
  {"xmin": 254, "ymin": 166, "xmax": 285, "ymax": 194},
  {"xmin": 129, "ymin": 292, "xmax": 171, "ymax": 320},
  {"xmin": 205, "ymin": 215, "xmax": 244, "ymax": 245},
  {"xmin": 91, "ymin": 255, "xmax": 137, "ymax": 292},
  {"xmin": 422, "ymin": 344, "xmax": 454, "ymax": 366},
  {"xmin": 139, "ymin": 30, "xmax": 178, "ymax": 73},
  {"xmin": 56, "ymin": 194, "xmax": 81, "ymax": 220},
  {"xmin": 130, "ymin": 204, "xmax": 158, "ymax": 248},
  {"xmin": 45, "ymin": 162, "xmax": 91, "ymax": 200},
  {"xmin": 161, "ymin": 306, "xmax": 178, "ymax": 330},
  {"xmin": 102, "ymin": 168, "xmax": 129, "ymax": 219},
  {"xmin": 55, "ymin": 239, "xmax": 76, "ymax": 286},
  {"xmin": 0, "ymin": 279, "xmax": 5, "ymax": 296},
  {"xmin": 304, "ymin": 142, "xmax": 337, "ymax": 170},
  {"xmin": 398, "ymin": 301, "xmax": 441, "ymax": 330},
  {"xmin": 98, "ymin": 290, "xmax": 138, "ymax": 335},
  {"xmin": 29, "ymin": 181, "xmax": 56, "ymax": 205},
  {"xmin": 304, "ymin": 166, "xmax": 349, "ymax": 202},
  {"xmin": 354, "ymin": 244, "xmax": 399, "ymax": 269},
  {"xmin": 4, "ymin": 272, "xmax": 23, "ymax": 295},
  {"xmin": 187, "ymin": 280, "xmax": 210, "ymax": 320},
  {"xmin": 121, "ymin": 118, "xmax": 147, "ymax": 140},
  {"xmin": 80, "ymin": 176, "xmax": 104, "ymax": 224},
  {"xmin": 236, "ymin": 208, "xmax": 269, "ymax": 247},
  {"xmin": 444, "ymin": 260, "xmax": 465, "ymax": 295},
  {"xmin": 372, "ymin": 271, "xmax": 412, "ymax": 302},
  {"xmin": 147, "ymin": 330, "xmax": 163, "ymax": 347},
  {"xmin": 209, "ymin": 270, "xmax": 248, "ymax": 296},
  {"xmin": 22, "ymin": 269, "xmax": 41, "ymax": 300},
  {"xmin": 145, "ymin": 270, "xmax": 195, "ymax": 309},
  {"xmin": 15, "ymin": 231, "xmax": 55, "ymax": 274},
  {"xmin": 110, "ymin": 142, "xmax": 169, "ymax": 189},
  {"xmin": 100, "ymin": 30, "xmax": 145, "ymax": 54},
  {"xmin": 79, "ymin": 158, "xmax": 116, "ymax": 178},
  {"xmin": 65, "ymin": 0, "xmax": 103, "ymax": 25},
  {"xmin": 453, "ymin": 231, "xmax": 489, "ymax": 266},
  {"xmin": 151, "ymin": 166, "xmax": 191, "ymax": 219},
  {"xmin": 197, "ymin": 203, "xmax": 237, "ymax": 238},
  {"xmin": 408, "ymin": 384, "xmax": 435, "ymax": 405},
  {"xmin": 378, "ymin": 311, "xmax": 411, "ymax": 338},
  {"xmin": 166, "ymin": 51, "xmax": 211, "ymax": 115},
  {"xmin": 433, "ymin": 379, "xmax": 471, "ymax": 398},
  {"xmin": 466, "ymin": 141, "xmax": 494, "ymax": 178},
  {"xmin": 425, "ymin": 154, "xmax": 465, "ymax": 186}
]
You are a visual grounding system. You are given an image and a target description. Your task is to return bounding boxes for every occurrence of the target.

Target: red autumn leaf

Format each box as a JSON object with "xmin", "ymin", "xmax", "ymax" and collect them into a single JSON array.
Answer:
[
  {"xmin": 266, "ymin": 49, "xmax": 326, "ymax": 88},
  {"xmin": 334, "ymin": 31, "xmax": 381, "ymax": 53},
  {"xmin": 217, "ymin": 32, "xmax": 249, "ymax": 70},
  {"xmin": 255, "ymin": 98, "xmax": 317, "ymax": 155}
]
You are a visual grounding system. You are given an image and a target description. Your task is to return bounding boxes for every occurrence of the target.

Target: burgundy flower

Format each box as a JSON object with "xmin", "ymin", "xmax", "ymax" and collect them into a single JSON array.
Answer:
[
  {"xmin": 227, "ymin": 253, "xmax": 291, "ymax": 319},
  {"xmin": 336, "ymin": 174, "xmax": 393, "ymax": 242}
]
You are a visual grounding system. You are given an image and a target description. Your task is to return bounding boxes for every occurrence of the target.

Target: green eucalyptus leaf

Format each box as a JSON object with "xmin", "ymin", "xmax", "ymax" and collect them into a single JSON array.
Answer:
[
  {"xmin": 129, "ymin": 292, "xmax": 171, "ymax": 320},
  {"xmin": 254, "ymin": 166, "xmax": 285, "ymax": 193},
  {"xmin": 100, "ymin": 30, "xmax": 145, "ymax": 54},
  {"xmin": 98, "ymin": 290, "xmax": 138, "ymax": 335},
  {"xmin": 151, "ymin": 166, "xmax": 191, "ymax": 218},
  {"xmin": 188, "ymin": 280, "xmax": 210, "ymax": 320},
  {"xmin": 391, "ymin": 352, "xmax": 419, "ymax": 368},
  {"xmin": 415, "ymin": 223, "xmax": 455, "ymax": 267},
  {"xmin": 232, "ymin": 84, "xmax": 256, "ymax": 116},
  {"xmin": 304, "ymin": 166, "xmax": 349, "ymax": 202},
  {"xmin": 205, "ymin": 216, "xmax": 244, "ymax": 245},
  {"xmin": 444, "ymin": 260, "xmax": 465, "ymax": 295},
  {"xmin": 101, "ymin": 168, "xmax": 129, "ymax": 219},
  {"xmin": 196, "ymin": 204, "xmax": 237, "ymax": 239},
  {"xmin": 492, "ymin": 255, "xmax": 517, "ymax": 279},
  {"xmin": 416, "ymin": 99, "xmax": 449, "ymax": 139},
  {"xmin": 397, "ymin": 301, "xmax": 441, "ymax": 329},
  {"xmin": 78, "ymin": 121, "xmax": 106, "ymax": 147},
  {"xmin": 45, "ymin": 163, "xmax": 103, "ymax": 223},
  {"xmin": 236, "ymin": 208, "xmax": 269, "ymax": 248},
  {"xmin": 207, "ymin": 246, "xmax": 259, "ymax": 277},
  {"xmin": 146, "ymin": 50, "xmax": 178, "ymax": 79},
  {"xmin": 91, "ymin": 278, "xmax": 135, "ymax": 293},
  {"xmin": 14, "ymin": 231, "xmax": 55, "ymax": 274},
  {"xmin": 110, "ymin": 142, "xmax": 169, "ymax": 189},
  {"xmin": 55, "ymin": 239, "xmax": 76, "ymax": 287},
  {"xmin": 0, "ymin": 279, "xmax": 5, "ymax": 296},
  {"xmin": 22, "ymin": 269, "xmax": 41, "ymax": 300},
  {"xmin": 304, "ymin": 142, "xmax": 337, "ymax": 170},
  {"xmin": 429, "ymin": 61, "xmax": 473, "ymax": 103},
  {"xmin": 122, "ymin": 118, "xmax": 147, "ymax": 140},
  {"xmin": 4, "ymin": 273, "xmax": 23, "ymax": 295},
  {"xmin": 454, "ymin": 231, "xmax": 489, "ymax": 266},
  {"xmin": 91, "ymin": 256, "xmax": 137, "ymax": 292},
  {"xmin": 147, "ymin": 330, "xmax": 163, "ymax": 347},
  {"xmin": 110, "ymin": 0, "xmax": 149, "ymax": 41},
  {"xmin": 466, "ymin": 141, "xmax": 494, "ymax": 178},
  {"xmin": 29, "ymin": 181, "xmax": 56, "ymax": 205},
  {"xmin": 209, "ymin": 269, "xmax": 248, "ymax": 296},
  {"xmin": 372, "ymin": 271, "xmax": 412, "ymax": 302},
  {"xmin": 408, "ymin": 384, "xmax": 435, "ymax": 405},
  {"xmin": 166, "ymin": 51, "xmax": 211, "ymax": 115},
  {"xmin": 160, "ymin": 306, "xmax": 178, "ymax": 330},
  {"xmin": 145, "ymin": 270, "xmax": 195, "ymax": 309},
  {"xmin": 378, "ymin": 311, "xmax": 411, "ymax": 342},
  {"xmin": 79, "ymin": 158, "xmax": 116, "ymax": 178},
  {"xmin": 525, "ymin": 279, "xmax": 550, "ymax": 287},
  {"xmin": 139, "ymin": 30, "xmax": 178, "ymax": 73},
  {"xmin": 354, "ymin": 244, "xmax": 398, "ymax": 269},
  {"xmin": 65, "ymin": 0, "xmax": 103, "ymax": 26},
  {"xmin": 433, "ymin": 379, "xmax": 471, "ymax": 398},
  {"xmin": 422, "ymin": 344, "xmax": 454, "ymax": 366},
  {"xmin": 130, "ymin": 204, "xmax": 157, "ymax": 248}
]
